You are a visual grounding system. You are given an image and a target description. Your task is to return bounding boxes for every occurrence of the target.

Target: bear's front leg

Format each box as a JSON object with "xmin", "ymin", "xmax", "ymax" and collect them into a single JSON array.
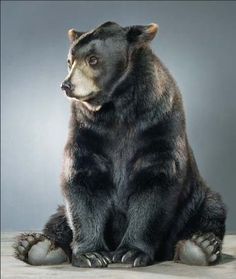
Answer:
[
  {"xmin": 112, "ymin": 184, "xmax": 177, "ymax": 267},
  {"xmin": 111, "ymin": 157, "xmax": 179, "ymax": 267},
  {"xmin": 64, "ymin": 190, "xmax": 112, "ymax": 268},
  {"xmin": 62, "ymin": 155, "xmax": 113, "ymax": 267},
  {"xmin": 112, "ymin": 190, "xmax": 156, "ymax": 267}
]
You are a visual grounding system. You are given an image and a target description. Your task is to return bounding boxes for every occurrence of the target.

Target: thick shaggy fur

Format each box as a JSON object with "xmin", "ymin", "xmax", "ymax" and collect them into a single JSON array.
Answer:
[{"xmin": 14, "ymin": 22, "xmax": 226, "ymax": 267}]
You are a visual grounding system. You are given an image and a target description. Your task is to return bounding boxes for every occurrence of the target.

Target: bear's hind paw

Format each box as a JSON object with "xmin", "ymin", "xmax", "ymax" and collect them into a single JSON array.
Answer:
[
  {"xmin": 13, "ymin": 232, "xmax": 68, "ymax": 265},
  {"xmin": 174, "ymin": 232, "xmax": 222, "ymax": 266}
]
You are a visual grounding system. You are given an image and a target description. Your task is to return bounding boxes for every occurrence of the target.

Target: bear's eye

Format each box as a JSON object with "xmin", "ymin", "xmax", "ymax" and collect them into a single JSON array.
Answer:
[{"xmin": 88, "ymin": 56, "xmax": 98, "ymax": 66}]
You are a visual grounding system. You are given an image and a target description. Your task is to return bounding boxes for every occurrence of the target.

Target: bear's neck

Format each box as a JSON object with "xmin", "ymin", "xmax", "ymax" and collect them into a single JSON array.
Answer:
[
  {"xmin": 114, "ymin": 47, "xmax": 158, "ymax": 105},
  {"xmin": 110, "ymin": 46, "xmax": 174, "ymax": 123}
]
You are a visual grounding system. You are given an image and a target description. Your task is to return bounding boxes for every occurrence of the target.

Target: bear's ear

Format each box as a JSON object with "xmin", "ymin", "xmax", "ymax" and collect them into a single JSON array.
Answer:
[
  {"xmin": 126, "ymin": 23, "xmax": 159, "ymax": 45},
  {"xmin": 68, "ymin": 29, "xmax": 84, "ymax": 43}
]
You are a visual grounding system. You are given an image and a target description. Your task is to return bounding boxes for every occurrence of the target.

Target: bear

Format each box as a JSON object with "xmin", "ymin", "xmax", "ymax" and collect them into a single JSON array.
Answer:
[{"xmin": 14, "ymin": 21, "xmax": 226, "ymax": 267}]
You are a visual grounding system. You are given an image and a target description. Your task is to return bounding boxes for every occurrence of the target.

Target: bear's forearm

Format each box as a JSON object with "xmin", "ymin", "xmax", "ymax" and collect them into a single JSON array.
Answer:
[
  {"xmin": 63, "ymin": 182, "xmax": 110, "ymax": 255},
  {"xmin": 115, "ymin": 186, "xmax": 180, "ymax": 258}
]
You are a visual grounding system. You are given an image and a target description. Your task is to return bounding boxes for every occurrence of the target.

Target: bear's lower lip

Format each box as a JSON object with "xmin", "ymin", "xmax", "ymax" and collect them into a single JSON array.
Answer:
[
  {"xmin": 64, "ymin": 91, "xmax": 79, "ymax": 99},
  {"xmin": 63, "ymin": 90, "xmax": 100, "ymax": 102},
  {"xmin": 75, "ymin": 92, "xmax": 100, "ymax": 102}
]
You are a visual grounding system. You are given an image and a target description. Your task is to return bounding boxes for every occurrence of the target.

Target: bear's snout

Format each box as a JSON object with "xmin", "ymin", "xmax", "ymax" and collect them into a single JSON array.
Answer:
[{"xmin": 61, "ymin": 80, "xmax": 73, "ymax": 96}]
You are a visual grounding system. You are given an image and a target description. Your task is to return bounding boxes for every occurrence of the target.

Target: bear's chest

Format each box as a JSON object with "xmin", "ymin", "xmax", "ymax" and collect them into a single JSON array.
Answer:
[{"xmin": 107, "ymin": 125, "xmax": 138, "ymax": 208}]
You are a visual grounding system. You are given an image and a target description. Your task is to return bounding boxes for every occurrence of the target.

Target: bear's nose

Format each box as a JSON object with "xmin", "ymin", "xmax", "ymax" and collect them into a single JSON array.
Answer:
[{"xmin": 61, "ymin": 80, "xmax": 72, "ymax": 93}]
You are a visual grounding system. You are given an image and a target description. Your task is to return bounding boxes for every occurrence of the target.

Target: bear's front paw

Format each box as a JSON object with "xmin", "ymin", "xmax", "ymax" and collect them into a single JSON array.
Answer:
[
  {"xmin": 72, "ymin": 251, "xmax": 112, "ymax": 268},
  {"xmin": 112, "ymin": 248, "xmax": 153, "ymax": 267}
]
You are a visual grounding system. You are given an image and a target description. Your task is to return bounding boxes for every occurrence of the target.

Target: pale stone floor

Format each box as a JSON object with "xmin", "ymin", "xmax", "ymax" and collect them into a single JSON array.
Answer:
[{"xmin": 1, "ymin": 232, "xmax": 236, "ymax": 279}]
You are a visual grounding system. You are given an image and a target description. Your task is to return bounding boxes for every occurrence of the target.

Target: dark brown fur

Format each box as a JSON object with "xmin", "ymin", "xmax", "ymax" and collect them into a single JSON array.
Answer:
[{"xmin": 15, "ymin": 22, "xmax": 227, "ymax": 267}]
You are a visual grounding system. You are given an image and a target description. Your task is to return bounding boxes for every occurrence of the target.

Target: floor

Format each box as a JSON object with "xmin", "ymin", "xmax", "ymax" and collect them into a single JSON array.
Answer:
[{"xmin": 1, "ymin": 232, "xmax": 236, "ymax": 279}]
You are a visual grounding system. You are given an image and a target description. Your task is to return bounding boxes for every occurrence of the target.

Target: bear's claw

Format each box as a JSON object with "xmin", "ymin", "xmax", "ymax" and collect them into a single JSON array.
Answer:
[
  {"xmin": 112, "ymin": 248, "xmax": 153, "ymax": 267},
  {"xmin": 72, "ymin": 251, "xmax": 112, "ymax": 268}
]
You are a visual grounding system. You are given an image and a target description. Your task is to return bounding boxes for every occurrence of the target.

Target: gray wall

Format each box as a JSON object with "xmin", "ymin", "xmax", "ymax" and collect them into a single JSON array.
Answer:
[{"xmin": 1, "ymin": 1, "xmax": 236, "ymax": 232}]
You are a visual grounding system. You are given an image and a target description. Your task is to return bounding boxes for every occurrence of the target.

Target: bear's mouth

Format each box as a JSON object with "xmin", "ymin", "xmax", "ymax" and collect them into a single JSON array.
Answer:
[
  {"xmin": 64, "ymin": 90, "xmax": 100, "ymax": 102},
  {"xmin": 78, "ymin": 91, "xmax": 100, "ymax": 101}
]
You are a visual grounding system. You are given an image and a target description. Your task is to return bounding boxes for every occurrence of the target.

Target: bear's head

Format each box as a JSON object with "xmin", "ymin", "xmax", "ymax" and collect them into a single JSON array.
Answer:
[{"xmin": 61, "ymin": 21, "xmax": 158, "ymax": 110}]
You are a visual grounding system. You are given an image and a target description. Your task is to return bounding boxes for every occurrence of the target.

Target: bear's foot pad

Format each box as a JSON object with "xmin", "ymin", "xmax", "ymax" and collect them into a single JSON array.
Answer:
[
  {"xmin": 174, "ymin": 232, "xmax": 222, "ymax": 266},
  {"xmin": 13, "ymin": 233, "xmax": 68, "ymax": 265}
]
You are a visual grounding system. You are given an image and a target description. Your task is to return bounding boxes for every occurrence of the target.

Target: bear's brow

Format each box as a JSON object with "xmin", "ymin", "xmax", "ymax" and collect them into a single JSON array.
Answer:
[{"xmin": 73, "ymin": 25, "xmax": 119, "ymax": 51}]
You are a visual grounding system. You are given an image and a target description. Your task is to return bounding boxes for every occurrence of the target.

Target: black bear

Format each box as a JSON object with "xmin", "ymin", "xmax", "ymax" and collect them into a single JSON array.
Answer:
[{"xmin": 14, "ymin": 22, "xmax": 226, "ymax": 267}]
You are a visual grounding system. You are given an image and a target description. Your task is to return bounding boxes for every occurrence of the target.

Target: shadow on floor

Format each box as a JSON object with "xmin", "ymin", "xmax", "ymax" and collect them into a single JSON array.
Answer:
[
  {"xmin": 130, "ymin": 253, "xmax": 236, "ymax": 278},
  {"xmin": 82, "ymin": 253, "xmax": 235, "ymax": 279},
  {"xmin": 220, "ymin": 253, "xmax": 235, "ymax": 264}
]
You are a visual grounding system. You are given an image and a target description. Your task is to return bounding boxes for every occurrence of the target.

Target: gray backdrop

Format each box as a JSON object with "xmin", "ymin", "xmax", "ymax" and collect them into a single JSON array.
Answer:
[{"xmin": 1, "ymin": 1, "xmax": 236, "ymax": 232}]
